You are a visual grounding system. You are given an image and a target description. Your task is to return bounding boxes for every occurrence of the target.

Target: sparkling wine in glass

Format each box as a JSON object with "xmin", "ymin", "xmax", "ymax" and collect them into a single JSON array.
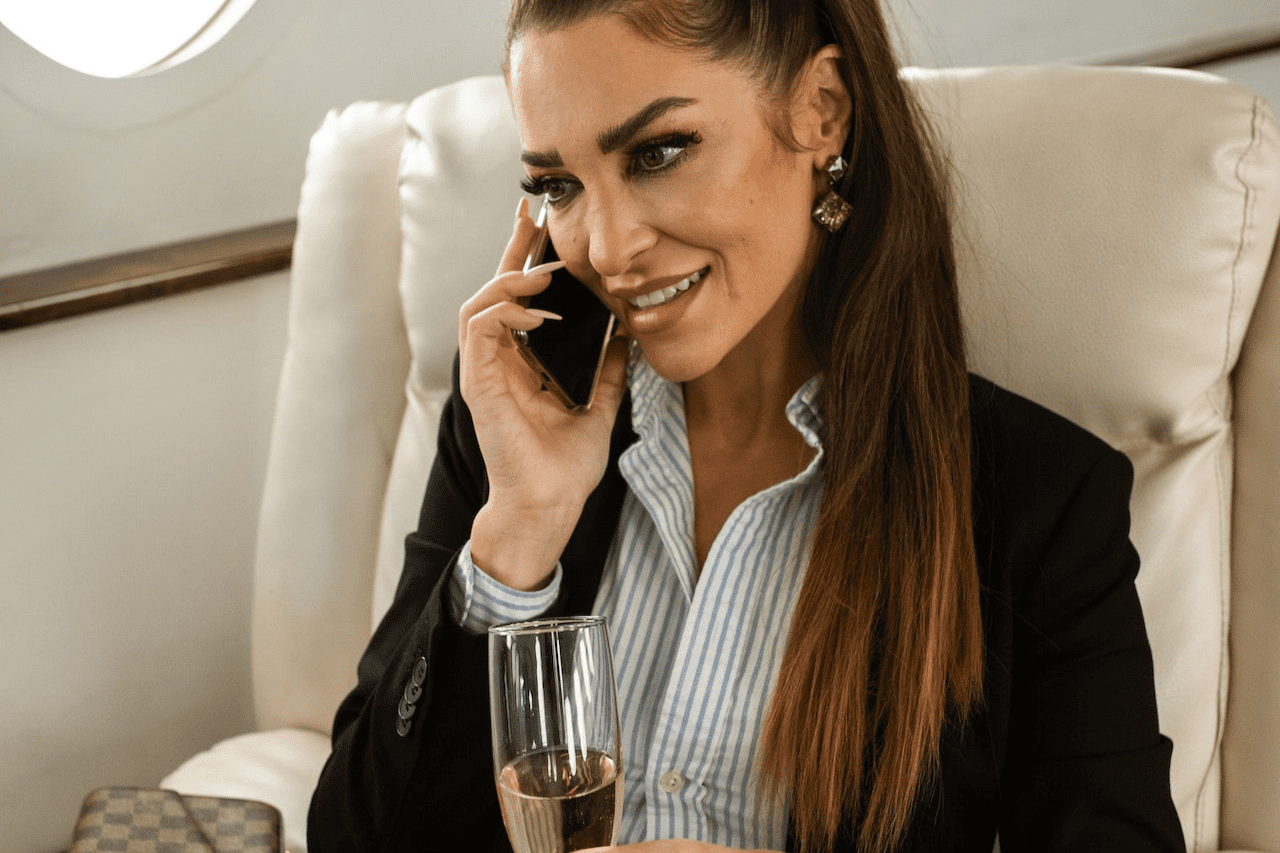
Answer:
[{"xmin": 489, "ymin": 616, "xmax": 622, "ymax": 853}]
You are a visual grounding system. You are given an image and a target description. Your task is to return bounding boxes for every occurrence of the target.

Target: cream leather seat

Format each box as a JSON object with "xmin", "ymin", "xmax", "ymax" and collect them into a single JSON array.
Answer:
[{"xmin": 162, "ymin": 67, "xmax": 1280, "ymax": 853}]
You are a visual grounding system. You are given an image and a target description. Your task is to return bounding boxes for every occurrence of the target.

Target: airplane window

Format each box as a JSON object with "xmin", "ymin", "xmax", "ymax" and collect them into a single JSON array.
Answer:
[{"xmin": 0, "ymin": 0, "xmax": 258, "ymax": 78}]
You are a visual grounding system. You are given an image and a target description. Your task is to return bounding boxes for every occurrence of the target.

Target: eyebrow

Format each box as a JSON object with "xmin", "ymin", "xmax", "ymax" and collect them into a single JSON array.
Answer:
[
  {"xmin": 597, "ymin": 96, "xmax": 697, "ymax": 154},
  {"xmin": 519, "ymin": 96, "xmax": 698, "ymax": 168},
  {"xmin": 520, "ymin": 149, "xmax": 563, "ymax": 168}
]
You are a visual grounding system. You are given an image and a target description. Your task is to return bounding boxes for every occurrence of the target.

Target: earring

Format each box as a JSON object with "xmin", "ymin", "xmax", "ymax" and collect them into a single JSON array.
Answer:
[{"xmin": 811, "ymin": 155, "xmax": 852, "ymax": 233}]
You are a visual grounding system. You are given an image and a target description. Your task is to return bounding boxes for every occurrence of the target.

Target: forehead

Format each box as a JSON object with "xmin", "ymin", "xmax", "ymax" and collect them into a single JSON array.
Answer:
[{"xmin": 508, "ymin": 15, "xmax": 758, "ymax": 149}]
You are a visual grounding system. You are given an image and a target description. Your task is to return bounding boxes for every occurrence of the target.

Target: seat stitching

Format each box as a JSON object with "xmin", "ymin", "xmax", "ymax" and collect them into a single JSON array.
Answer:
[{"xmin": 1219, "ymin": 97, "xmax": 1265, "ymax": 396}]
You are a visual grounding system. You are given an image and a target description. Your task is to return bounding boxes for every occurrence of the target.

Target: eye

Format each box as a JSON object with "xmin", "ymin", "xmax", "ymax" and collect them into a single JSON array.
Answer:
[
  {"xmin": 520, "ymin": 175, "xmax": 578, "ymax": 205},
  {"xmin": 629, "ymin": 131, "xmax": 700, "ymax": 176},
  {"xmin": 636, "ymin": 143, "xmax": 683, "ymax": 171},
  {"xmin": 541, "ymin": 178, "xmax": 573, "ymax": 202}
]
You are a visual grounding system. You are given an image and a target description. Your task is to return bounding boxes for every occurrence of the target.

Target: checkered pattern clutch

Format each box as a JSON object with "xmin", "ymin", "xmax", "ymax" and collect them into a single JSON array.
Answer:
[{"xmin": 70, "ymin": 787, "xmax": 282, "ymax": 853}]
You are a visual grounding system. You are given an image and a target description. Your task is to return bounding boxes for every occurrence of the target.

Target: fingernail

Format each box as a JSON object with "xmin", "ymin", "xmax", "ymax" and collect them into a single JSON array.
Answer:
[
  {"xmin": 526, "ymin": 309, "xmax": 562, "ymax": 321},
  {"xmin": 516, "ymin": 197, "xmax": 528, "ymax": 219},
  {"xmin": 527, "ymin": 260, "xmax": 567, "ymax": 276}
]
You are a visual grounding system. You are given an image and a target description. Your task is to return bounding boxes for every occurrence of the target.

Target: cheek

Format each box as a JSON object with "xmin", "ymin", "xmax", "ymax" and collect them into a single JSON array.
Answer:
[
  {"xmin": 707, "ymin": 142, "xmax": 811, "ymax": 242},
  {"xmin": 726, "ymin": 164, "xmax": 813, "ymax": 266},
  {"xmin": 723, "ymin": 168, "xmax": 818, "ymax": 302},
  {"xmin": 550, "ymin": 222, "xmax": 597, "ymax": 284}
]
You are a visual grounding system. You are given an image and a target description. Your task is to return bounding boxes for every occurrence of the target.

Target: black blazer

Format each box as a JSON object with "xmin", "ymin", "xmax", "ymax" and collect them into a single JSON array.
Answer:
[{"xmin": 308, "ymin": 369, "xmax": 1186, "ymax": 853}]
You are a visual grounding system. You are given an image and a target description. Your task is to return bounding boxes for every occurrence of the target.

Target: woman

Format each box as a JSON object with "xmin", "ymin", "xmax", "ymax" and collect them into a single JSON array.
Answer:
[{"xmin": 309, "ymin": 1, "xmax": 1186, "ymax": 851}]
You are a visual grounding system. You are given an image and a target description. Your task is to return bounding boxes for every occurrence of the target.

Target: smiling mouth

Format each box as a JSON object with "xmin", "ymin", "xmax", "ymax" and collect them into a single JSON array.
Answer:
[{"xmin": 627, "ymin": 267, "xmax": 708, "ymax": 309}]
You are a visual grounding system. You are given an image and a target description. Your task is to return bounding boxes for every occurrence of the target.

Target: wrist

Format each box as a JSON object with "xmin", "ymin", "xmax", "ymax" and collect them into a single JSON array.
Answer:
[{"xmin": 470, "ymin": 500, "xmax": 581, "ymax": 591}]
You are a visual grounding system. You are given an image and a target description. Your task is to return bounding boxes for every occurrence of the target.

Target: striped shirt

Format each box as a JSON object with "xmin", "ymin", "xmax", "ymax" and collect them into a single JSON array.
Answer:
[{"xmin": 450, "ymin": 351, "xmax": 825, "ymax": 850}]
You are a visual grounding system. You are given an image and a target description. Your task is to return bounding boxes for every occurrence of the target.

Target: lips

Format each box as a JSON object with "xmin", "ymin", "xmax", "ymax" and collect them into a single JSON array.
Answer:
[{"xmin": 627, "ymin": 267, "xmax": 707, "ymax": 309}]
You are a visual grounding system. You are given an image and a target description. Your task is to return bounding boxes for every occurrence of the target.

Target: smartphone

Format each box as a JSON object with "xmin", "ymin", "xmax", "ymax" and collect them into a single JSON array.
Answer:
[{"xmin": 512, "ymin": 205, "xmax": 618, "ymax": 411}]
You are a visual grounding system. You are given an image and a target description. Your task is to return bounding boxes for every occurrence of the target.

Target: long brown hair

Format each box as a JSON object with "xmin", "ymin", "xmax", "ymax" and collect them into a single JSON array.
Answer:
[{"xmin": 506, "ymin": 2, "xmax": 983, "ymax": 851}]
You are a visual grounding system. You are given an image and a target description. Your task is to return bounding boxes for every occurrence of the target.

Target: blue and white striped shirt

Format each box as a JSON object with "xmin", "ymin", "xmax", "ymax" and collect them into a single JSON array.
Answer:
[{"xmin": 450, "ymin": 351, "xmax": 825, "ymax": 850}]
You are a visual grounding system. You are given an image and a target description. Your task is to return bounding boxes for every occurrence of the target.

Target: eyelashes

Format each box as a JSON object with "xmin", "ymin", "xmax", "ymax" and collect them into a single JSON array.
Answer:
[
  {"xmin": 520, "ymin": 174, "xmax": 566, "ymax": 197},
  {"xmin": 627, "ymin": 131, "xmax": 700, "ymax": 177},
  {"xmin": 520, "ymin": 130, "xmax": 702, "ymax": 203}
]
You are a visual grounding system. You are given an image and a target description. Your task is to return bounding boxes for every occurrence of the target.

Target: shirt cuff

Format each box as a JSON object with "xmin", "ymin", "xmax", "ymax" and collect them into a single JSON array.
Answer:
[{"xmin": 448, "ymin": 540, "xmax": 563, "ymax": 634}]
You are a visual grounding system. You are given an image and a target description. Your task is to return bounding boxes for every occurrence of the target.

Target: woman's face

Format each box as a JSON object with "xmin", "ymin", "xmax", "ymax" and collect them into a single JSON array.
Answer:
[{"xmin": 508, "ymin": 15, "xmax": 831, "ymax": 384}]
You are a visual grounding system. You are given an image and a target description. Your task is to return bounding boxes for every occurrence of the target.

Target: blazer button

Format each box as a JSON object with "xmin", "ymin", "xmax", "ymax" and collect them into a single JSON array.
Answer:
[
  {"xmin": 411, "ymin": 657, "xmax": 428, "ymax": 687},
  {"xmin": 398, "ymin": 696, "xmax": 417, "ymax": 721},
  {"xmin": 405, "ymin": 681, "xmax": 423, "ymax": 704},
  {"xmin": 396, "ymin": 716, "xmax": 412, "ymax": 738}
]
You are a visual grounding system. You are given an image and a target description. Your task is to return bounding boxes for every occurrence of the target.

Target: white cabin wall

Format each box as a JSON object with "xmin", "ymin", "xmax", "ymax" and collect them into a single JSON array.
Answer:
[
  {"xmin": 893, "ymin": 0, "xmax": 1280, "ymax": 112},
  {"xmin": 1, "ymin": 1, "xmax": 1277, "ymax": 852},
  {"xmin": 0, "ymin": 0, "xmax": 512, "ymax": 277},
  {"xmin": 895, "ymin": 0, "xmax": 1277, "ymax": 67},
  {"xmin": 0, "ymin": 2, "xmax": 509, "ymax": 852},
  {"xmin": 0, "ymin": 272, "xmax": 289, "ymax": 853}
]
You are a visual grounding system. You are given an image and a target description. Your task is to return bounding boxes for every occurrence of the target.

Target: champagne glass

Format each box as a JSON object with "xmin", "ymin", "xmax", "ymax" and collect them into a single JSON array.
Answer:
[{"xmin": 489, "ymin": 616, "xmax": 623, "ymax": 853}]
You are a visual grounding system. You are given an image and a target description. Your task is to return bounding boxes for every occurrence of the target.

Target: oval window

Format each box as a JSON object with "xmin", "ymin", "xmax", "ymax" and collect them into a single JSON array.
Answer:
[{"xmin": 0, "ymin": 0, "xmax": 258, "ymax": 78}]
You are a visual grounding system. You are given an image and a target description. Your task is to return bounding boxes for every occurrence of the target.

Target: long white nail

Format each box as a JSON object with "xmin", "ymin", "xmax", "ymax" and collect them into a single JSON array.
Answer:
[
  {"xmin": 527, "ymin": 260, "xmax": 567, "ymax": 276},
  {"xmin": 526, "ymin": 308, "xmax": 562, "ymax": 321}
]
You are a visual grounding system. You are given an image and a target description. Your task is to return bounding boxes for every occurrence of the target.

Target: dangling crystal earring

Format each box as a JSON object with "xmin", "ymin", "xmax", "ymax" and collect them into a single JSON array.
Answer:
[{"xmin": 811, "ymin": 155, "xmax": 852, "ymax": 233}]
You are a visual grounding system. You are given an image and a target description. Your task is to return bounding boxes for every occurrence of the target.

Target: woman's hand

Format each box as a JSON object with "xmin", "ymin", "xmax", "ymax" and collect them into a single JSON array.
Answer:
[{"xmin": 459, "ymin": 197, "xmax": 629, "ymax": 592}]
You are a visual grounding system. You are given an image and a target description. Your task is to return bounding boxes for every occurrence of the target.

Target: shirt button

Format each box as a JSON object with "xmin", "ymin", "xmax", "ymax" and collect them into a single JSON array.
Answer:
[
  {"xmin": 411, "ymin": 657, "xmax": 428, "ymax": 687},
  {"xmin": 658, "ymin": 771, "xmax": 685, "ymax": 793}
]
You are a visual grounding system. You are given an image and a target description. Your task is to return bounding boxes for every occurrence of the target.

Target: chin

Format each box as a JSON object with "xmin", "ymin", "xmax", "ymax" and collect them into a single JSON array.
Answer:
[{"xmin": 636, "ymin": 341, "xmax": 721, "ymax": 385}]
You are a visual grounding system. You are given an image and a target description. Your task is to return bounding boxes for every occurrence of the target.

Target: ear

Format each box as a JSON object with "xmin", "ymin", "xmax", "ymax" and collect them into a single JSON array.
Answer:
[{"xmin": 790, "ymin": 45, "xmax": 852, "ymax": 165}]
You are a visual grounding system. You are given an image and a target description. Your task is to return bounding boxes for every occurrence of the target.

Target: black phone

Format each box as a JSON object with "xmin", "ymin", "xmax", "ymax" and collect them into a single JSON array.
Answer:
[{"xmin": 512, "ymin": 205, "xmax": 618, "ymax": 411}]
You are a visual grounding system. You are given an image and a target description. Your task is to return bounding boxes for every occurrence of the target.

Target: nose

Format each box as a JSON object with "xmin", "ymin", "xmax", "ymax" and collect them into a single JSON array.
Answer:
[{"xmin": 586, "ymin": 190, "xmax": 655, "ymax": 280}]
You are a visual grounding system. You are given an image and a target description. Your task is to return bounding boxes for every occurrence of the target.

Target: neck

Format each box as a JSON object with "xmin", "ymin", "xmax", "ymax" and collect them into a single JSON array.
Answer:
[{"xmin": 683, "ymin": 284, "xmax": 818, "ymax": 448}]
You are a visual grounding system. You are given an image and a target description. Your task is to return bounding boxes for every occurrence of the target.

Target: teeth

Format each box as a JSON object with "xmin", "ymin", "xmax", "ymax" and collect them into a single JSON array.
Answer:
[{"xmin": 629, "ymin": 268, "xmax": 704, "ymax": 309}]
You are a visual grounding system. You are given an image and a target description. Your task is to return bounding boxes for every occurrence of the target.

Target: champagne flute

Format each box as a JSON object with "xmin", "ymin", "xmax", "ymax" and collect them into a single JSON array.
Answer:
[{"xmin": 489, "ymin": 616, "xmax": 623, "ymax": 853}]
